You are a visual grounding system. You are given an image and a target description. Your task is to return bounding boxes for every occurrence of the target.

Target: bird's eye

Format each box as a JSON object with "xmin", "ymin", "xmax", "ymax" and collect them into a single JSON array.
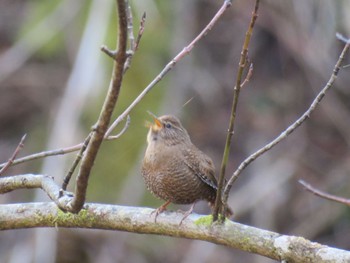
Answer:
[{"xmin": 165, "ymin": 123, "xmax": 172, "ymax": 129}]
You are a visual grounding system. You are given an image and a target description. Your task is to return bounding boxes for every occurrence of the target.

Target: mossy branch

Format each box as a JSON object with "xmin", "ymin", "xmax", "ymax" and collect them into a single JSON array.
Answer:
[{"xmin": 0, "ymin": 202, "xmax": 349, "ymax": 263}]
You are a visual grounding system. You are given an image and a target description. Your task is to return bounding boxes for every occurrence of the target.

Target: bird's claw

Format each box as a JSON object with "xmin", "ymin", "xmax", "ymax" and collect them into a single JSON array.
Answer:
[
  {"xmin": 151, "ymin": 201, "xmax": 171, "ymax": 223},
  {"xmin": 150, "ymin": 207, "xmax": 165, "ymax": 223}
]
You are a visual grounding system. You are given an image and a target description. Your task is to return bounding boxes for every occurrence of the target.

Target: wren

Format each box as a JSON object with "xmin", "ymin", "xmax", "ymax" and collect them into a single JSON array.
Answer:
[{"xmin": 142, "ymin": 113, "xmax": 232, "ymax": 224}]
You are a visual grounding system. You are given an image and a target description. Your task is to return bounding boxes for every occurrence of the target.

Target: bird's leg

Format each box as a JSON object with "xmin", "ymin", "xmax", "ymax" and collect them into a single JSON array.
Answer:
[
  {"xmin": 179, "ymin": 203, "xmax": 196, "ymax": 225},
  {"xmin": 151, "ymin": 200, "xmax": 171, "ymax": 222}
]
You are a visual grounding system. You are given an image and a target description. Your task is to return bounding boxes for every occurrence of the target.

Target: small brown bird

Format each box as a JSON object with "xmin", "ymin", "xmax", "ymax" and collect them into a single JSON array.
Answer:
[{"xmin": 142, "ymin": 113, "xmax": 232, "ymax": 223}]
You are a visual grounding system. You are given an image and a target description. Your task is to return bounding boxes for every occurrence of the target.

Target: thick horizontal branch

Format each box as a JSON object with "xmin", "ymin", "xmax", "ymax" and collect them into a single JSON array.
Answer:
[{"xmin": 0, "ymin": 202, "xmax": 349, "ymax": 263}]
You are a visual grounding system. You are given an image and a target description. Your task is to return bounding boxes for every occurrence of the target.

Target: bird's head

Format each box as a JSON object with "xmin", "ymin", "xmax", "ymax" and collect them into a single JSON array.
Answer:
[{"xmin": 146, "ymin": 112, "xmax": 190, "ymax": 146}]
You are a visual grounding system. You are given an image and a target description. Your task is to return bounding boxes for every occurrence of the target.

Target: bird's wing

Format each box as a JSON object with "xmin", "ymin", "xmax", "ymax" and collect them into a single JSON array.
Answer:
[{"xmin": 183, "ymin": 146, "xmax": 218, "ymax": 190}]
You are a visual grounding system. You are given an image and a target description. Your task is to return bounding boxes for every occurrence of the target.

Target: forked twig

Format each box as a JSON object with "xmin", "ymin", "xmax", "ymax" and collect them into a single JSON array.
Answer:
[
  {"xmin": 222, "ymin": 36, "xmax": 350, "ymax": 213},
  {"xmin": 66, "ymin": 0, "xmax": 129, "ymax": 213},
  {"xmin": 122, "ymin": 2, "xmax": 145, "ymax": 73},
  {"xmin": 62, "ymin": 116, "xmax": 130, "ymax": 190},
  {"xmin": 101, "ymin": 1, "xmax": 146, "ymax": 74},
  {"xmin": 62, "ymin": 115, "xmax": 130, "ymax": 190},
  {"xmin": 105, "ymin": 0, "xmax": 233, "ymax": 138},
  {"xmin": 299, "ymin": 180, "xmax": 350, "ymax": 206},
  {"xmin": 105, "ymin": 115, "xmax": 131, "ymax": 140}
]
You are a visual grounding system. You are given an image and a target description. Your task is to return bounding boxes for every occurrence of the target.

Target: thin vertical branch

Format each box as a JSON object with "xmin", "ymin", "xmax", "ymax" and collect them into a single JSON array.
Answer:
[
  {"xmin": 134, "ymin": 12, "xmax": 146, "ymax": 52},
  {"xmin": 66, "ymin": 0, "xmax": 128, "ymax": 213},
  {"xmin": 123, "ymin": 0, "xmax": 135, "ymax": 73},
  {"xmin": 122, "ymin": 9, "xmax": 146, "ymax": 73},
  {"xmin": 61, "ymin": 133, "xmax": 92, "ymax": 190},
  {"xmin": 213, "ymin": 0, "xmax": 260, "ymax": 222},
  {"xmin": 126, "ymin": 1, "xmax": 135, "ymax": 51}
]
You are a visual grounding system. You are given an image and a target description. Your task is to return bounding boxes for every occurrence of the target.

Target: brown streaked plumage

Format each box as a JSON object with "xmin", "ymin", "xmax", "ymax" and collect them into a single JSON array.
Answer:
[{"xmin": 141, "ymin": 114, "xmax": 232, "ymax": 223}]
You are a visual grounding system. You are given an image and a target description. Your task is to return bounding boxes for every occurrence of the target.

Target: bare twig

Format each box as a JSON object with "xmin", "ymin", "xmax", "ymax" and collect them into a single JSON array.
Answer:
[
  {"xmin": 0, "ymin": 143, "xmax": 83, "ymax": 169},
  {"xmin": 105, "ymin": 115, "xmax": 131, "ymax": 140},
  {"xmin": 337, "ymin": 34, "xmax": 350, "ymax": 70},
  {"xmin": 336, "ymin": 33, "xmax": 350, "ymax": 44},
  {"xmin": 66, "ymin": 0, "xmax": 129, "ymax": 213},
  {"xmin": 222, "ymin": 38, "xmax": 350, "ymax": 211},
  {"xmin": 105, "ymin": 0, "xmax": 233, "ymax": 138},
  {"xmin": 0, "ymin": 134, "xmax": 26, "ymax": 176},
  {"xmin": 126, "ymin": 1, "xmax": 135, "ymax": 51},
  {"xmin": 214, "ymin": 0, "xmax": 260, "ymax": 222},
  {"xmin": 299, "ymin": 180, "xmax": 350, "ymax": 206},
  {"xmin": 133, "ymin": 12, "xmax": 146, "ymax": 51},
  {"xmin": 100, "ymin": 45, "xmax": 118, "ymax": 59},
  {"xmin": 122, "ymin": 0, "xmax": 136, "ymax": 73},
  {"xmin": 0, "ymin": 117, "xmax": 130, "ymax": 170},
  {"xmin": 241, "ymin": 63, "xmax": 254, "ymax": 88},
  {"xmin": 62, "ymin": 133, "xmax": 93, "ymax": 190}
]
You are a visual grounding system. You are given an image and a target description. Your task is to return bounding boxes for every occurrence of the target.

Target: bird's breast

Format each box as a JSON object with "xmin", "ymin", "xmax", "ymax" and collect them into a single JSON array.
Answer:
[{"xmin": 144, "ymin": 141, "xmax": 176, "ymax": 166}]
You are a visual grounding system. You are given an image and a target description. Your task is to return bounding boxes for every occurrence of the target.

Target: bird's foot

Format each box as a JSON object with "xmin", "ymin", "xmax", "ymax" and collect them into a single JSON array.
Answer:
[
  {"xmin": 151, "ymin": 201, "xmax": 171, "ymax": 223},
  {"xmin": 179, "ymin": 203, "xmax": 196, "ymax": 225}
]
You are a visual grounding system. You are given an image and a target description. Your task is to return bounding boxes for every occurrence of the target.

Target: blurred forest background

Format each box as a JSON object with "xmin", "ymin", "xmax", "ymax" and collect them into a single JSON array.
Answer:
[{"xmin": 0, "ymin": 0, "xmax": 350, "ymax": 262}]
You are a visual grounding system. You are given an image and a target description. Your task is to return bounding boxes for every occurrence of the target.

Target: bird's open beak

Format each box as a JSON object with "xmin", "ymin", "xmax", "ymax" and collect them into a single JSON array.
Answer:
[{"xmin": 147, "ymin": 111, "xmax": 162, "ymax": 131}]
